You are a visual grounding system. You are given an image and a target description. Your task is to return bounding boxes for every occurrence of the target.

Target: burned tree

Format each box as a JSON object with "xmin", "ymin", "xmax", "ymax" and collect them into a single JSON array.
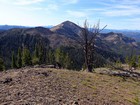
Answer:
[{"xmin": 76, "ymin": 20, "xmax": 107, "ymax": 72}]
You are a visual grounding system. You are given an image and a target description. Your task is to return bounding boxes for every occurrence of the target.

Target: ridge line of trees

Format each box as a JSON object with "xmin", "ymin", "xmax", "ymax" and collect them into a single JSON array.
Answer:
[{"xmin": 10, "ymin": 44, "xmax": 73, "ymax": 70}]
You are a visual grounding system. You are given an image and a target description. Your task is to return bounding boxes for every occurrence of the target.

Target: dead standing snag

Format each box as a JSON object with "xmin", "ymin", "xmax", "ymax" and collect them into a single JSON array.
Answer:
[{"xmin": 75, "ymin": 20, "xmax": 107, "ymax": 72}]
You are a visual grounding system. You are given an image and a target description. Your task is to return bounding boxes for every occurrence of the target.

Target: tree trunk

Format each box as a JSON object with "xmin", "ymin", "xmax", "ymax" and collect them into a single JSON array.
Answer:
[{"xmin": 84, "ymin": 43, "xmax": 93, "ymax": 72}]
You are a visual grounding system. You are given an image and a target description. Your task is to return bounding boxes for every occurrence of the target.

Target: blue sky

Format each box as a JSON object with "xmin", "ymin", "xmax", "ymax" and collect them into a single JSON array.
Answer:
[{"xmin": 0, "ymin": 0, "xmax": 140, "ymax": 29}]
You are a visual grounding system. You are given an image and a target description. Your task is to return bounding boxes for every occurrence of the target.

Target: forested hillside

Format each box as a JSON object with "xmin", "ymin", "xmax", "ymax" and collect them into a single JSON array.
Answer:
[{"xmin": 0, "ymin": 21, "xmax": 140, "ymax": 70}]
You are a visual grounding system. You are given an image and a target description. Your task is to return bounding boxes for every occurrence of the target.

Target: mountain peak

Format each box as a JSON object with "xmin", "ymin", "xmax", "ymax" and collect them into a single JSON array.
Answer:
[
  {"xmin": 62, "ymin": 20, "xmax": 73, "ymax": 24},
  {"xmin": 50, "ymin": 20, "xmax": 82, "ymax": 37},
  {"xmin": 62, "ymin": 20, "xmax": 75, "ymax": 24},
  {"xmin": 61, "ymin": 20, "xmax": 80, "ymax": 27}
]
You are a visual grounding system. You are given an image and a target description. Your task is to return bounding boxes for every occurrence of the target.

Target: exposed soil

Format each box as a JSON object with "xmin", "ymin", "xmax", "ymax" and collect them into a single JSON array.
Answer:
[{"xmin": 0, "ymin": 67, "xmax": 140, "ymax": 105}]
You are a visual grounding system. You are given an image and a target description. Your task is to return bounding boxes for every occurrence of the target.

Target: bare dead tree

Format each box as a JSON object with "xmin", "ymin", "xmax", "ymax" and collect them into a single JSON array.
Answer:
[{"xmin": 76, "ymin": 20, "xmax": 107, "ymax": 72}]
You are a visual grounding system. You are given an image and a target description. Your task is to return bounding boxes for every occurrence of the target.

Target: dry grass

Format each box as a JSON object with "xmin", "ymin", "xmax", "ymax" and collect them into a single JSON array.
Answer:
[{"xmin": 0, "ymin": 67, "xmax": 140, "ymax": 105}]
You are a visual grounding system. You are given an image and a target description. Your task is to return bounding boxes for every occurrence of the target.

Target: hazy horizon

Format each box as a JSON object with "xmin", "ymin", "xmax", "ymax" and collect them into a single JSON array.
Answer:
[
  {"xmin": 1, "ymin": 23, "xmax": 140, "ymax": 31},
  {"xmin": 0, "ymin": 0, "xmax": 140, "ymax": 30}
]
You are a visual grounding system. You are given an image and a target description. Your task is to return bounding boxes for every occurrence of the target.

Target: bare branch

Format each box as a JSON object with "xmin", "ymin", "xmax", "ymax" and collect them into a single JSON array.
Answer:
[
  {"xmin": 75, "ymin": 20, "xmax": 107, "ymax": 72},
  {"xmin": 99, "ymin": 25, "xmax": 107, "ymax": 33}
]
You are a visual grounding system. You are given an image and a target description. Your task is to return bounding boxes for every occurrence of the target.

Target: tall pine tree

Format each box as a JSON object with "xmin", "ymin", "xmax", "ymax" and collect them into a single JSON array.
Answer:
[
  {"xmin": 34, "ymin": 43, "xmax": 39, "ymax": 58},
  {"xmin": 130, "ymin": 55, "xmax": 137, "ymax": 68},
  {"xmin": 0, "ymin": 57, "xmax": 5, "ymax": 71},
  {"xmin": 138, "ymin": 55, "xmax": 140, "ymax": 69},
  {"xmin": 64, "ymin": 53, "xmax": 71, "ymax": 69},
  {"xmin": 38, "ymin": 42, "xmax": 46, "ymax": 64},
  {"xmin": 46, "ymin": 49, "xmax": 55, "ymax": 65},
  {"xmin": 54, "ymin": 48, "xmax": 72, "ymax": 69},
  {"xmin": 22, "ymin": 47, "xmax": 32, "ymax": 66},
  {"xmin": 125, "ymin": 56, "xmax": 129, "ymax": 64},
  {"xmin": 55, "ymin": 47, "xmax": 62, "ymax": 63},
  {"xmin": 32, "ymin": 44, "xmax": 39, "ymax": 65},
  {"xmin": 17, "ymin": 47, "xmax": 22, "ymax": 68},
  {"xmin": 11, "ymin": 51, "xmax": 17, "ymax": 69}
]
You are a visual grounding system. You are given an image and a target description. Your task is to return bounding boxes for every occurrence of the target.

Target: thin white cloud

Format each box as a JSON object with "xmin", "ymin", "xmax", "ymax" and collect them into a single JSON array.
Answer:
[
  {"xmin": 45, "ymin": 4, "xmax": 58, "ymax": 11},
  {"xmin": 102, "ymin": 9, "xmax": 140, "ymax": 17},
  {"xmin": 14, "ymin": 0, "xmax": 45, "ymax": 5},
  {"xmin": 0, "ymin": 0, "xmax": 15, "ymax": 4},
  {"xmin": 101, "ymin": 0, "xmax": 140, "ymax": 5},
  {"xmin": 88, "ymin": 0, "xmax": 140, "ymax": 17},
  {"xmin": 66, "ymin": 10, "xmax": 87, "ymax": 18},
  {"xmin": 19, "ymin": 7, "xmax": 44, "ymax": 11},
  {"xmin": 14, "ymin": 0, "xmax": 59, "ymax": 12},
  {"xmin": 117, "ymin": 0, "xmax": 140, "ymax": 5},
  {"xmin": 18, "ymin": 4, "xmax": 58, "ymax": 12},
  {"xmin": 86, "ymin": 8, "xmax": 105, "ymax": 11},
  {"xmin": 61, "ymin": 0, "xmax": 79, "ymax": 4},
  {"xmin": 126, "ymin": 18, "xmax": 140, "ymax": 22}
]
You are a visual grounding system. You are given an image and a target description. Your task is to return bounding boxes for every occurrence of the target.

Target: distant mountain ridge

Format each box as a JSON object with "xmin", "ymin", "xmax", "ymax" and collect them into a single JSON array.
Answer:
[
  {"xmin": 0, "ymin": 21, "xmax": 139, "ymax": 52},
  {"xmin": 0, "ymin": 25, "xmax": 53, "ymax": 30},
  {"xmin": 0, "ymin": 25, "xmax": 29, "ymax": 30},
  {"xmin": 50, "ymin": 21, "xmax": 140, "ymax": 55},
  {"xmin": 102, "ymin": 29, "xmax": 140, "ymax": 42},
  {"xmin": 0, "ymin": 21, "xmax": 140, "ymax": 68},
  {"xmin": 0, "ymin": 24, "xmax": 140, "ymax": 42}
]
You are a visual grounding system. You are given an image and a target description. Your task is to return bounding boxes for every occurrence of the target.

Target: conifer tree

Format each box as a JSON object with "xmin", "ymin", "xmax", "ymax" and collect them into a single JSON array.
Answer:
[
  {"xmin": 64, "ymin": 53, "xmax": 71, "ymax": 69},
  {"xmin": 54, "ymin": 47, "xmax": 65, "ymax": 68},
  {"xmin": 32, "ymin": 57, "xmax": 39, "ymax": 65},
  {"xmin": 47, "ymin": 50, "xmax": 55, "ymax": 64},
  {"xmin": 61, "ymin": 51, "xmax": 66, "ymax": 68},
  {"xmin": 34, "ymin": 43, "xmax": 39, "ymax": 58},
  {"xmin": 54, "ymin": 48, "xmax": 72, "ymax": 69},
  {"xmin": 0, "ymin": 57, "xmax": 5, "ymax": 71},
  {"xmin": 22, "ymin": 47, "xmax": 32, "ymax": 66},
  {"xmin": 138, "ymin": 55, "xmax": 140, "ymax": 69},
  {"xmin": 125, "ymin": 56, "xmax": 129, "ymax": 69},
  {"xmin": 125, "ymin": 56, "xmax": 129, "ymax": 65},
  {"xmin": 38, "ymin": 43, "xmax": 46, "ymax": 64},
  {"xmin": 130, "ymin": 55, "xmax": 137, "ymax": 68},
  {"xmin": 32, "ymin": 44, "xmax": 39, "ymax": 65},
  {"xmin": 55, "ymin": 47, "xmax": 61, "ymax": 63},
  {"xmin": 11, "ymin": 51, "xmax": 17, "ymax": 68},
  {"xmin": 115, "ymin": 59, "xmax": 122, "ymax": 68},
  {"xmin": 17, "ymin": 47, "xmax": 22, "ymax": 68}
]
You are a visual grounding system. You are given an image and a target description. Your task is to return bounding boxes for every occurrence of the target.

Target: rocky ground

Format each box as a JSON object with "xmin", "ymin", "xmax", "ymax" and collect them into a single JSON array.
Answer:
[{"xmin": 0, "ymin": 67, "xmax": 140, "ymax": 105}]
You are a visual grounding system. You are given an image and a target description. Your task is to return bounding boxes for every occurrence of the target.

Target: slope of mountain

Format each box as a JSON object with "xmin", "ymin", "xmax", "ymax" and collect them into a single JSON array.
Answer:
[
  {"xmin": 0, "ymin": 21, "xmax": 140, "ymax": 68},
  {"xmin": 0, "ymin": 26, "xmax": 77, "ymax": 67},
  {"xmin": 24, "ymin": 27, "xmax": 54, "ymax": 36},
  {"xmin": 50, "ymin": 21, "xmax": 82, "ymax": 38},
  {"xmin": 101, "ymin": 32, "xmax": 138, "ymax": 47},
  {"xmin": 121, "ymin": 31, "xmax": 140, "ymax": 42},
  {"xmin": 1, "ymin": 24, "xmax": 140, "ymax": 42},
  {"xmin": 102, "ymin": 29, "xmax": 140, "ymax": 42},
  {"xmin": 51, "ymin": 21, "xmax": 140, "ymax": 56},
  {"xmin": 99, "ymin": 32, "xmax": 140, "ymax": 56},
  {"xmin": 0, "ymin": 28, "xmax": 50, "ymax": 67}
]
